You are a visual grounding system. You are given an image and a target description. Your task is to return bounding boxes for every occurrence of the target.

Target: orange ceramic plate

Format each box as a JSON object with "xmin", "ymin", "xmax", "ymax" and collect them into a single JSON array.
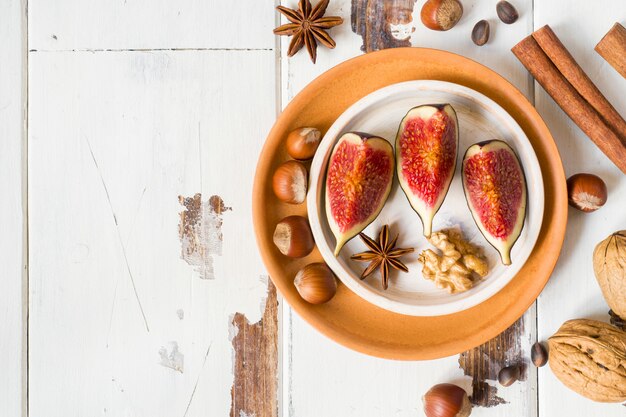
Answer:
[{"xmin": 252, "ymin": 48, "xmax": 567, "ymax": 360}]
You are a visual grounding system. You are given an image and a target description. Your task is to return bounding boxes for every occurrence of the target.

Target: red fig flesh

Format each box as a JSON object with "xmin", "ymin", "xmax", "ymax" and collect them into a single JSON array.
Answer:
[
  {"xmin": 325, "ymin": 132, "xmax": 394, "ymax": 255},
  {"xmin": 396, "ymin": 104, "xmax": 459, "ymax": 237},
  {"xmin": 462, "ymin": 140, "xmax": 527, "ymax": 265}
]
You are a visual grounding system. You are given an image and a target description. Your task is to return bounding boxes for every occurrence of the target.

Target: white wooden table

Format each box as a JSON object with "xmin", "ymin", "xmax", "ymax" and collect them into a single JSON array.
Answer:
[{"xmin": 2, "ymin": 0, "xmax": 625, "ymax": 416}]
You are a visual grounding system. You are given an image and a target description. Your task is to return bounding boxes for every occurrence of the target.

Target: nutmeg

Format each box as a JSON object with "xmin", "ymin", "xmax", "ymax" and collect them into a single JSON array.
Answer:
[
  {"xmin": 273, "ymin": 216, "xmax": 315, "ymax": 258},
  {"xmin": 272, "ymin": 160, "xmax": 308, "ymax": 204},
  {"xmin": 294, "ymin": 263, "xmax": 337, "ymax": 304},
  {"xmin": 286, "ymin": 127, "xmax": 322, "ymax": 160},
  {"xmin": 421, "ymin": 0, "xmax": 463, "ymax": 31},
  {"xmin": 566, "ymin": 173, "xmax": 608, "ymax": 212},
  {"xmin": 423, "ymin": 383, "xmax": 472, "ymax": 417}
]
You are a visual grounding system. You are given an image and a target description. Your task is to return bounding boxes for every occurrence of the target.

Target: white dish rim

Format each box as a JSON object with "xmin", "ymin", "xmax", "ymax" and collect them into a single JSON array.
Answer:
[{"xmin": 307, "ymin": 80, "xmax": 544, "ymax": 317}]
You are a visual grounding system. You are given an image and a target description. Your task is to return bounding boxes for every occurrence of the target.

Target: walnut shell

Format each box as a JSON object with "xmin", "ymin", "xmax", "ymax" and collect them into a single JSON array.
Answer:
[
  {"xmin": 593, "ymin": 231, "xmax": 626, "ymax": 319},
  {"xmin": 548, "ymin": 319, "xmax": 626, "ymax": 402}
]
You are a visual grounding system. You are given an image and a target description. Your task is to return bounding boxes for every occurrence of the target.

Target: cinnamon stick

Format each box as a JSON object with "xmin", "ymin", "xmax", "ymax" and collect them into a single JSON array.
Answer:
[
  {"xmin": 595, "ymin": 23, "xmax": 626, "ymax": 79},
  {"xmin": 533, "ymin": 25, "xmax": 626, "ymax": 142},
  {"xmin": 512, "ymin": 35, "xmax": 626, "ymax": 174}
]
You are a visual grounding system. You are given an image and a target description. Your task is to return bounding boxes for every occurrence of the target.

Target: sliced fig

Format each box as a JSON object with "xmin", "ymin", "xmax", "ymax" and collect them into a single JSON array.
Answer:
[
  {"xmin": 396, "ymin": 104, "xmax": 459, "ymax": 237},
  {"xmin": 462, "ymin": 140, "xmax": 527, "ymax": 265},
  {"xmin": 325, "ymin": 132, "xmax": 394, "ymax": 256}
]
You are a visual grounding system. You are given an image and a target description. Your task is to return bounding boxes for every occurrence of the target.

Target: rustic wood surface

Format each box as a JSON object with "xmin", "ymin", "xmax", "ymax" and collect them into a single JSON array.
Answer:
[
  {"xmin": 352, "ymin": 0, "xmax": 417, "ymax": 52},
  {"xmin": 534, "ymin": 1, "xmax": 626, "ymax": 416},
  {"xmin": 1, "ymin": 0, "xmax": 624, "ymax": 416},
  {"xmin": 283, "ymin": 1, "xmax": 538, "ymax": 415},
  {"xmin": 0, "ymin": 0, "xmax": 26, "ymax": 415},
  {"xmin": 230, "ymin": 281, "xmax": 278, "ymax": 417},
  {"xmin": 28, "ymin": 49, "xmax": 275, "ymax": 417},
  {"xmin": 458, "ymin": 318, "xmax": 529, "ymax": 407}
]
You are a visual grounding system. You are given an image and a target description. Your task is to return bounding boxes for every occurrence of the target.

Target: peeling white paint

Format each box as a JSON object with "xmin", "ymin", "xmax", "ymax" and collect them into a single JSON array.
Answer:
[
  {"xmin": 228, "ymin": 315, "xmax": 239, "ymax": 341},
  {"xmin": 178, "ymin": 194, "xmax": 231, "ymax": 280},
  {"xmin": 239, "ymin": 411, "xmax": 256, "ymax": 417},
  {"xmin": 228, "ymin": 314, "xmax": 239, "ymax": 378},
  {"xmin": 258, "ymin": 275, "xmax": 271, "ymax": 314},
  {"xmin": 389, "ymin": 22, "xmax": 413, "ymax": 41},
  {"xmin": 158, "ymin": 341, "xmax": 184, "ymax": 373}
]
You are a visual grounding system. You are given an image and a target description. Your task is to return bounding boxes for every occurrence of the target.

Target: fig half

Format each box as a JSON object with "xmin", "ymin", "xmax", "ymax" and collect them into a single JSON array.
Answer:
[
  {"xmin": 396, "ymin": 104, "xmax": 459, "ymax": 237},
  {"xmin": 462, "ymin": 140, "xmax": 527, "ymax": 265},
  {"xmin": 325, "ymin": 132, "xmax": 394, "ymax": 255}
]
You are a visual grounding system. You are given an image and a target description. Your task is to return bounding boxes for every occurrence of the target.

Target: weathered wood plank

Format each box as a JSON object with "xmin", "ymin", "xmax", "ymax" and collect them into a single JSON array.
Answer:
[
  {"xmin": 459, "ymin": 317, "xmax": 530, "ymax": 407},
  {"xmin": 230, "ymin": 281, "xmax": 278, "ymax": 417},
  {"xmin": 0, "ymin": 0, "xmax": 26, "ymax": 416},
  {"xmin": 29, "ymin": 0, "xmax": 274, "ymax": 51},
  {"xmin": 286, "ymin": 309, "xmax": 535, "ymax": 416},
  {"xmin": 533, "ymin": 1, "xmax": 626, "ymax": 416},
  {"xmin": 351, "ymin": 0, "xmax": 417, "ymax": 52},
  {"xmin": 28, "ymin": 49, "xmax": 275, "ymax": 417},
  {"xmin": 282, "ymin": 1, "xmax": 537, "ymax": 415}
]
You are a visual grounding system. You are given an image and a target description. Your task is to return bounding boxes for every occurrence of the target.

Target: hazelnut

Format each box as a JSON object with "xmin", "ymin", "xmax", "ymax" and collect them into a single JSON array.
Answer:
[
  {"xmin": 273, "ymin": 216, "xmax": 315, "ymax": 258},
  {"xmin": 294, "ymin": 263, "xmax": 337, "ymax": 304},
  {"xmin": 286, "ymin": 127, "xmax": 321, "ymax": 160},
  {"xmin": 566, "ymin": 173, "xmax": 608, "ymax": 213},
  {"xmin": 421, "ymin": 0, "xmax": 464, "ymax": 31},
  {"xmin": 423, "ymin": 383, "xmax": 472, "ymax": 417},
  {"xmin": 272, "ymin": 160, "xmax": 308, "ymax": 204}
]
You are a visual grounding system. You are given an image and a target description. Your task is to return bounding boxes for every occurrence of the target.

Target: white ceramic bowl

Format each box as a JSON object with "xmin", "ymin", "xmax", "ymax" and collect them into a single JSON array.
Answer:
[{"xmin": 307, "ymin": 80, "xmax": 544, "ymax": 316}]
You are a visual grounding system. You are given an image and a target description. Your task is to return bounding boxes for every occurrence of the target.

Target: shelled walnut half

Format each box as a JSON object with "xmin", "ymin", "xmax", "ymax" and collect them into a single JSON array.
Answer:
[{"xmin": 418, "ymin": 229, "xmax": 489, "ymax": 293}]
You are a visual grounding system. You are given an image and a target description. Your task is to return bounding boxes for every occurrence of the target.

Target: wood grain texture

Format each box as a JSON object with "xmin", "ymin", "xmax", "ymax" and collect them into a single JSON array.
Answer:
[
  {"xmin": 29, "ymin": 0, "xmax": 274, "ymax": 51},
  {"xmin": 282, "ymin": 1, "xmax": 537, "ymax": 415},
  {"xmin": 20, "ymin": 0, "xmax": 626, "ymax": 416},
  {"xmin": 178, "ymin": 194, "xmax": 232, "ymax": 280},
  {"xmin": 0, "ymin": 0, "xmax": 26, "ymax": 416},
  {"xmin": 351, "ymin": 0, "xmax": 417, "ymax": 52},
  {"xmin": 459, "ymin": 317, "xmax": 528, "ymax": 407},
  {"xmin": 28, "ymin": 50, "xmax": 275, "ymax": 417},
  {"xmin": 286, "ymin": 308, "xmax": 536, "ymax": 417},
  {"xmin": 534, "ymin": 1, "xmax": 626, "ymax": 416},
  {"xmin": 230, "ymin": 281, "xmax": 278, "ymax": 417},
  {"xmin": 595, "ymin": 23, "xmax": 626, "ymax": 79}
]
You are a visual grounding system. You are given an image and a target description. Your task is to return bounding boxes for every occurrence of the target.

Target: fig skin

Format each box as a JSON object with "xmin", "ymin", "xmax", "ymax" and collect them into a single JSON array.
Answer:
[{"xmin": 461, "ymin": 140, "xmax": 527, "ymax": 265}]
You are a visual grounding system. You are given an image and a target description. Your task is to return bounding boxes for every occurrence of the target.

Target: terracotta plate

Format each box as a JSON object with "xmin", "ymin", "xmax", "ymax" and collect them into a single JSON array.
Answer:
[{"xmin": 253, "ymin": 48, "xmax": 567, "ymax": 360}]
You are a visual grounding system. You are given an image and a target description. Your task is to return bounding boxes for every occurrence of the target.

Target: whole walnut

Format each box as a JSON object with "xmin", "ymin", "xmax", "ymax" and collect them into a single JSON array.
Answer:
[
  {"xmin": 548, "ymin": 319, "xmax": 626, "ymax": 402},
  {"xmin": 593, "ymin": 231, "xmax": 626, "ymax": 319}
]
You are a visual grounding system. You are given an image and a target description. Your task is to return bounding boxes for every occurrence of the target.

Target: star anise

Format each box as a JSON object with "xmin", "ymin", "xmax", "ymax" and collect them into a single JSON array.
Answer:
[
  {"xmin": 350, "ymin": 225, "xmax": 414, "ymax": 290},
  {"xmin": 273, "ymin": 0, "xmax": 343, "ymax": 63}
]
